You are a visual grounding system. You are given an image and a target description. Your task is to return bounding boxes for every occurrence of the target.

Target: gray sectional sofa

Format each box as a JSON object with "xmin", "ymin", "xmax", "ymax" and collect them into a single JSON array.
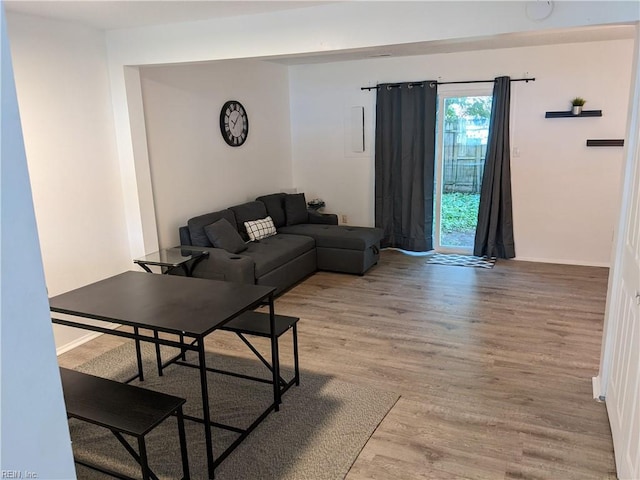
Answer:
[{"xmin": 177, "ymin": 192, "xmax": 383, "ymax": 294}]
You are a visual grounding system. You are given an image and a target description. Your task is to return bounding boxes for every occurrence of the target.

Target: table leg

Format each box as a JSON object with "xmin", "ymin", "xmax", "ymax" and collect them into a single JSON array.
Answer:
[
  {"xmin": 154, "ymin": 330, "xmax": 163, "ymax": 377},
  {"xmin": 198, "ymin": 340, "xmax": 215, "ymax": 479},
  {"xmin": 137, "ymin": 263, "xmax": 153, "ymax": 273},
  {"xmin": 268, "ymin": 294, "xmax": 281, "ymax": 410},
  {"xmin": 293, "ymin": 323, "xmax": 300, "ymax": 386},
  {"xmin": 134, "ymin": 327, "xmax": 144, "ymax": 382},
  {"xmin": 180, "ymin": 333, "xmax": 187, "ymax": 361}
]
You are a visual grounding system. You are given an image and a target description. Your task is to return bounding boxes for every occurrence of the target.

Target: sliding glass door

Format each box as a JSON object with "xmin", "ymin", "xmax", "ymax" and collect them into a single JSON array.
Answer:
[{"xmin": 435, "ymin": 91, "xmax": 492, "ymax": 253}]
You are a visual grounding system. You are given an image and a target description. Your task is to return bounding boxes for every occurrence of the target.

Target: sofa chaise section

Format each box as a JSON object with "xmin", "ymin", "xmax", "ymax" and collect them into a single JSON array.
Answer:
[
  {"xmin": 258, "ymin": 193, "xmax": 384, "ymax": 275},
  {"xmin": 278, "ymin": 224, "xmax": 382, "ymax": 275}
]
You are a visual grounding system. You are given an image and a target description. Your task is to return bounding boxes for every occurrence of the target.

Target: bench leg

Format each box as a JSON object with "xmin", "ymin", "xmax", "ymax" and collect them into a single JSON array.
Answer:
[
  {"xmin": 268, "ymin": 297, "xmax": 281, "ymax": 409},
  {"xmin": 176, "ymin": 406, "xmax": 190, "ymax": 479},
  {"xmin": 112, "ymin": 431, "xmax": 161, "ymax": 480},
  {"xmin": 138, "ymin": 436, "xmax": 151, "ymax": 480}
]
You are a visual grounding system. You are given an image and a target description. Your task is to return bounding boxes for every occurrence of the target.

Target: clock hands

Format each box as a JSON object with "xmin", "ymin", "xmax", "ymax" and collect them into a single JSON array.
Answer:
[{"xmin": 230, "ymin": 112, "xmax": 242, "ymax": 130}]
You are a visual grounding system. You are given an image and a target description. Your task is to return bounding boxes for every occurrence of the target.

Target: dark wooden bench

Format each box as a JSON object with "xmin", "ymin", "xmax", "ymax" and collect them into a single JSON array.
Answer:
[
  {"xmin": 60, "ymin": 368, "xmax": 190, "ymax": 480},
  {"xmin": 218, "ymin": 312, "xmax": 300, "ymax": 398},
  {"xmin": 157, "ymin": 312, "xmax": 300, "ymax": 401}
]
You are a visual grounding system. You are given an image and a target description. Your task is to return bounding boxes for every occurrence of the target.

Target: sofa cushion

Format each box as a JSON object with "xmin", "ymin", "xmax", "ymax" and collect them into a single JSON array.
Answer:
[
  {"xmin": 244, "ymin": 216, "xmax": 277, "ymax": 241},
  {"xmin": 256, "ymin": 193, "xmax": 287, "ymax": 228},
  {"xmin": 278, "ymin": 224, "xmax": 383, "ymax": 250},
  {"xmin": 230, "ymin": 201, "xmax": 268, "ymax": 241},
  {"xmin": 179, "ymin": 226, "xmax": 192, "ymax": 246},
  {"xmin": 188, "ymin": 209, "xmax": 237, "ymax": 247},
  {"xmin": 284, "ymin": 193, "xmax": 309, "ymax": 226},
  {"xmin": 243, "ymin": 233, "xmax": 315, "ymax": 277},
  {"xmin": 204, "ymin": 218, "xmax": 247, "ymax": 254}
]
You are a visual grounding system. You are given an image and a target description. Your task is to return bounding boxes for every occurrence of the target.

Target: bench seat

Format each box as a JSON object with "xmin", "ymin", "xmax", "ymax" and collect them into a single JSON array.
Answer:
[
  {"xmin": 60, "ymin": 368, "xmax": 190, "ymax": 480},
  {"xmin": 219, "ymin": 312, "xmax": 300, "ymax": 397}
]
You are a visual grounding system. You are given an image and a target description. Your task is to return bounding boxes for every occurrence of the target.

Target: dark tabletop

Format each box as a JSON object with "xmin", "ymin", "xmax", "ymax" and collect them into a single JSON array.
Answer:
[{"xmin": 49, "ymin": 271, "xmax": 275, "ymax": 337}]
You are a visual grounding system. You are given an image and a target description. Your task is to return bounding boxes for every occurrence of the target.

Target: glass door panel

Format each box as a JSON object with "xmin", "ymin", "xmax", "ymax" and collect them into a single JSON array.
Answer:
[{"xmin": 435, "ymin": 94, "xmax": 492, "ymax": 252}]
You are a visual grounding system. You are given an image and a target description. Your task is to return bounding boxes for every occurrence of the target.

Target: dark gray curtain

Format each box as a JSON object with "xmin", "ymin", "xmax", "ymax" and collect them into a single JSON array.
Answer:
[
  {"xmin": 474, "ymin": 76, "xmax": 515, "ymax": 259},
  {"xmin": 374, "ymin": 81, "xmax": 437, "ymax": 252}
]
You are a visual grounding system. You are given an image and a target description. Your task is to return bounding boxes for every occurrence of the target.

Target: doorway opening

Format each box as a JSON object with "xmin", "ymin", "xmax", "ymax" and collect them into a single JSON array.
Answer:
[{"xmin": 435, "ymin": 92, "xmax": 492, "ymax": 253}]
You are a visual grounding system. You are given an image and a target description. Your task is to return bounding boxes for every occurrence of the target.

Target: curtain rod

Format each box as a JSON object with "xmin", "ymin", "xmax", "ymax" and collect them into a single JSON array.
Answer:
[{"xmin": 360, "ymin": 77, "xmax": 535, "ymax": 91}]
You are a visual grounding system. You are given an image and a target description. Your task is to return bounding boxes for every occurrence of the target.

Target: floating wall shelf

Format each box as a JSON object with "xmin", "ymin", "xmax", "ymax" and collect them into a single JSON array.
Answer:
[
  {"xmin": 545, "ymin": 110, "xmax": 602, "ymax": 118},
  {"xmin": 586, "ymin": 139, "xmax": 624, "ymax": 147}
]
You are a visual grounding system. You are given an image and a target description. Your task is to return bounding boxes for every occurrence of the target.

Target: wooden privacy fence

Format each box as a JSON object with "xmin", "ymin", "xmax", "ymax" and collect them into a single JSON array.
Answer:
[{"xmin": 442, "ymin": 120, "xmax": 488, "ymax": 194}]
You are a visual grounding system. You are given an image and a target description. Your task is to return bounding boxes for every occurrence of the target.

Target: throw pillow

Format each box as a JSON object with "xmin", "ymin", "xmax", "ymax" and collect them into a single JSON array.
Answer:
[
  {"xmin": 204, "ymin": 218, "xmax": 247, "ymax": 254},
  {"xmin": 187, "ymin": 209, "xmax": 237, "ymax": 247},
  {"xmin": 284, "ymin": 193, "xmax": 309, "ymax": 225},
  {"xmin": 244, "ymin": 216, "xmax": 277, "ymax": 241},
  {"xmin": 230, "ymin": 201, "xmax": 268, "ymax": 241},
  {"xmin": 256, "ymin": 193, "xmax": 287, "ymax": 228}
]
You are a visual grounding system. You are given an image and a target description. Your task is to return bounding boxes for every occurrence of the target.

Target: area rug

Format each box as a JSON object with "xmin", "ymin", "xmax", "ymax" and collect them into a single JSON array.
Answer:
[
  {"xmin": 425, "ymin": 253, "xmax": 496, "ymax": 269},
  {"xmin": 72, "ymin": 342, "xmax": 399, "ymax": 479}
]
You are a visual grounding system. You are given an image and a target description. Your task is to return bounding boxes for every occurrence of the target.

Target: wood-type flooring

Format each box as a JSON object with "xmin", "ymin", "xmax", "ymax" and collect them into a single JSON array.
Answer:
[{"xmin": 58, "ymin": 250, "xmax": 616, "ymax": 479}]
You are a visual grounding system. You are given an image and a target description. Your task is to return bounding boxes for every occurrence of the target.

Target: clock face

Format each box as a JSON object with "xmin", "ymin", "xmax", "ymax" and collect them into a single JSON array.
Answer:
[{"xmin": 220, "ymin": 100, "xmax": 249, "ymax": 147}]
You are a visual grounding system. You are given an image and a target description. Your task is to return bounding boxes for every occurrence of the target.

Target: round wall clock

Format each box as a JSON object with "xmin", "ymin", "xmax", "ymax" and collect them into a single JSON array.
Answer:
[{"xmin": 220, "ymin": 100, "xmax": 249, "ymax": 147}]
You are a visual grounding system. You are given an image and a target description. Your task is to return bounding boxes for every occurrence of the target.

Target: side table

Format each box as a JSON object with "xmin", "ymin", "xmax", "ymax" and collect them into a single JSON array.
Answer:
[{"xmin": 134, "ymin": 247, "xmax": 209, "ymax": 277}]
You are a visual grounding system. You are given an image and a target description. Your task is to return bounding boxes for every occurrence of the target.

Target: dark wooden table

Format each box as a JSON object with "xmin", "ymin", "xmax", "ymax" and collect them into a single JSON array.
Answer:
[{"xmin": 50, "ymin": 271, "xmax": 277, "ymax": 480}]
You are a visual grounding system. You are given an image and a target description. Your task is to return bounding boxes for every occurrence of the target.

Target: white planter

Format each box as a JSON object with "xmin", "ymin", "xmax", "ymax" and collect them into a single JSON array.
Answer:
[{"xmin": 572, "ymin": 105, "xmax": 583, "ymax": 115}]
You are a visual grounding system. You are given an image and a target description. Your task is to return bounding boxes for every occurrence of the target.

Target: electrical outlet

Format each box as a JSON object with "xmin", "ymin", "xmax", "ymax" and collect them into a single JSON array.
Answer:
[{"xmin": 341, "ymin": 214, "xmax": 348, "ymax": 224}]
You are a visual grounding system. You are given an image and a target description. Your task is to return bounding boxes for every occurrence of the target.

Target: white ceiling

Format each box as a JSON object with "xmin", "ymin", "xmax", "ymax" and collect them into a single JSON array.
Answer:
[
  {"xmin": 264, "ymin": 24, "xmax": 636, "ymax": 65},
  {"xmin": 3, "ymin": 1, "xmax": 636, "ymax": 65}
]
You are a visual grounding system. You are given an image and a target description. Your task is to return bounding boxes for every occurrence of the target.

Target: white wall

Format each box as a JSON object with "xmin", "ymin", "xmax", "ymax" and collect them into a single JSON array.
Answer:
[
  {"xmin": 289, "ymin": 39, "xmax": 634, "ymax": 266},
  {"xmin": 105, "ymin": 1, "xmax": 640, "ymax": 260},
  {"xmin": 7, "ymin": 13, "xmax": 131, "ymax": 350},
  {"xmin": 140, "ymin": 60, "xmax": 293, "ymax": 248}
]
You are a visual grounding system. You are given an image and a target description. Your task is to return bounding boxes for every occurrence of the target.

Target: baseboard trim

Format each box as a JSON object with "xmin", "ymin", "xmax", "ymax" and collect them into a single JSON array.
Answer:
[
  {"xmin": 387, "ymin": 249, "xmax": 610, "ymax": 267},
  {"xmin": 55, "ymin": 322, "xmax": 121, "ymax": 356},
  {"xmin": 514, "ymin": 256, "xmax": 610, "ymax": 268},
  {"xmin": 592, "ymin": 375, "xmax": 605, "ymax": 402}
]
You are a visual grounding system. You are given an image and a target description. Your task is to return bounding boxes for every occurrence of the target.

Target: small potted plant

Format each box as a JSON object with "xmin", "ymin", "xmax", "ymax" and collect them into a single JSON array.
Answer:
[{"xmin": 571, "ymin": 97, "xmax": 586, "ymax": 115}]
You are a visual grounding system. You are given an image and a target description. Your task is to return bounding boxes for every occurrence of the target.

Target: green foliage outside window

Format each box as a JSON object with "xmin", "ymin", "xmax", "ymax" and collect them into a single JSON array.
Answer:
[
  {"xmin": 441, "ymin": 193, "xmax": 480, "ymax": 234},
  {"xmin": 445, "ymin": 97, "xmax": 492, "ymax": 122}
]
